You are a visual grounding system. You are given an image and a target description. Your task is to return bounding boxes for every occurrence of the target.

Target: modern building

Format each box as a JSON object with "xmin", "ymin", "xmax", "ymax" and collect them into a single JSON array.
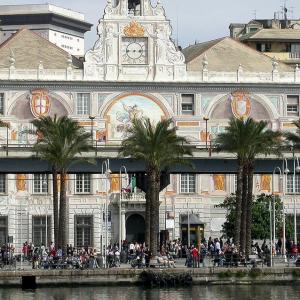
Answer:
[
  {"xmin": 230, "ymin": 12, "xmax": 300, "ymax": 65},
  {"xmin": 0, "ymin": 0, "xmax": 299, "ymax": 253},
  {"xmin": 0, "ymin": 4, "xmax": 92, "ymax": 57}
]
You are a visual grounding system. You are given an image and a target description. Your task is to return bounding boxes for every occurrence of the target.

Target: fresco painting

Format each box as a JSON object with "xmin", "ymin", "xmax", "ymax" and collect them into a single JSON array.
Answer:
[{"xmin": 106, "ymin": 94, "xmax": 166, "ymax": 141}]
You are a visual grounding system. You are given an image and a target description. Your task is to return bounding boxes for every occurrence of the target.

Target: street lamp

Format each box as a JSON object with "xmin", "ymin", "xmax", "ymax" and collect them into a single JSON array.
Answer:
[
  {"xmin": 282, "ymin": 158, "xmax": 289, "ymax": 262},
  {"xmin": 42, "ymin": 178, "xmax": 49, "ymax": 249},
  {"xmin": 272, "ymin": 166, "xmax": 282, "ymax": 266},
  {"xmin": 203, "ymin": 117, "xmax": 209, "ymax": 150},
  {"xmin": 89, "ymin": 115, "xmax": 96, "ymax": 147},
  {"xmin": 293, "ymin": 157, "xmax": 300, "ymax": 245},
  {"xmin": 119, "ymin": 166, "xmax": 127, "ymax": 250},
  {"xmin": 101, "ymin": 159, "xmax": 111, "ymax": 268}
]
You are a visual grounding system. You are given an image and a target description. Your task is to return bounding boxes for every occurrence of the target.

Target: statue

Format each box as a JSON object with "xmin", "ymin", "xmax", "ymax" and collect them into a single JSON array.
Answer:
[
  {"xmin": 213, "ymin": 174, "xmax": 225, "ymax": 191},
  {"xmin": 261, "ymin": 175, "xmax": 271, "ymax": 192},
  {"xmin": 110, "ymin": 174, "xmax": 120, "ymax": 192},
  {"xmin": 16, "ymin": 174, "xmax": 26, "ymax": 192}
]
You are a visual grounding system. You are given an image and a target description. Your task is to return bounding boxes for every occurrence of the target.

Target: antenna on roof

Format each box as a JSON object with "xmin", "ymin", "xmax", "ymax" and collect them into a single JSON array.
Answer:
[
  {"xmin": 252, "ymin": 10, "xmax": 257, "ymax": 20},
  {"xmin": 176, "ymin": 1, "xmax": 179, "ymax": 47}
]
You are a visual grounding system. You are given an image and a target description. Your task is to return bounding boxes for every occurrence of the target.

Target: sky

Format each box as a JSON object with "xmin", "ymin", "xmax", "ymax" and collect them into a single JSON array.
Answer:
[{"xmin": 1, "ymin": 0, "xmax": 300, "ymax": 50}]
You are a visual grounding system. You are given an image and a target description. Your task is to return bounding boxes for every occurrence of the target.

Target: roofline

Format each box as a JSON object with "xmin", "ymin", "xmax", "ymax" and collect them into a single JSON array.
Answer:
[{"xmin": 0, "ymin": 13, "xmax": 93, "ymax": 33}]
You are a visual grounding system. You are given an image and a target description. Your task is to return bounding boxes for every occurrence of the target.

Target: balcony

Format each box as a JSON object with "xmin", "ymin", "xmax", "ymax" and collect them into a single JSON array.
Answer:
[
  {"xmin": 113, "ymin": 192, "xmax": 146, "ymax": 203},
  {"xmin": 264, "ymin": 52, "xmax": 300, "ymax": 61}
]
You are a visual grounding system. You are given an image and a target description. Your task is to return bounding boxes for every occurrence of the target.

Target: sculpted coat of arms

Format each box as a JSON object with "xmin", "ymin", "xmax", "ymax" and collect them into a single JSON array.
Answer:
[
  {"xmin": 29, "ymin": 89, "xmax": 51, "ymax": 118},
  {"xmin": 230, "ymin": 91, "xmax": 251, "ymax": 120}
]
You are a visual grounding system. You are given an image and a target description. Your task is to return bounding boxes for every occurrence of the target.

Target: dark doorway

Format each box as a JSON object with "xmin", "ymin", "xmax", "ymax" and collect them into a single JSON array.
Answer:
[{"xmin": 126, "ymin": 214, "xmax": 145, "ymax": 243}]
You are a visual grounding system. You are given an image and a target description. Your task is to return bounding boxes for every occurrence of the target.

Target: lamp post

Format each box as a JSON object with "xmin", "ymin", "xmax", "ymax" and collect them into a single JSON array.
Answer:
[
  {"xmin": 119, "ymin": 166, "xmax": 127, "ymax": 250},
  {"xmin": 101, "ymin": 159, "xmax": 111, "ymax": 268},
  {"xmin": 89, "ymin": 115, "xmax": 95, "ymax": 147},
  {"xmin": 282, "ymin": 158, "xmax": 290, "ymax": 262},
  {"xmin": 203, "ymin": 117, "xmax": 209, "ymax": 150},
  {"xmin": 293, "ymin": 157, "xmax": 300, "ymax": 245},
  {"xmin": 42, "ymin": 177, "xmax": 49, "ymax": 249},
  {"xmin": 272, "ymin": 166, "xmax": 282, "ymax": 266}
]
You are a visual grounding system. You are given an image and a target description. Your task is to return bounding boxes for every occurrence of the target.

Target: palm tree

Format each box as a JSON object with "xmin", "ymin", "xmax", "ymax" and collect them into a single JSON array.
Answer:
[
  {"xmin": 243, "ymin": 120, "xmax": 281, "ymax": 255},
  {"xmin": 284, "ymin": 119, "xmax": 300, "ymax": 148},
  {"xmin": 120, "ymin": 118, "xmax": 192, "ymax": 256},
  {"xmin": 214, "ymin": 118, "xmax": 249, "ymax": 249},
  {"xmin": 215, "ymin": 118, "xmax": 281, "ymax": 255},
  {"xmin": 31, "ymin": 116, "xmax": 93, "ymax": 253}
]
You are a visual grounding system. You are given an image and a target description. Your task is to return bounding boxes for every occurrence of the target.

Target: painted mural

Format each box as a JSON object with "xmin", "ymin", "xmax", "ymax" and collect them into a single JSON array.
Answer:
[{"xmin": 106, "ymin": 94, "xmax": 166, "ymax": 141}]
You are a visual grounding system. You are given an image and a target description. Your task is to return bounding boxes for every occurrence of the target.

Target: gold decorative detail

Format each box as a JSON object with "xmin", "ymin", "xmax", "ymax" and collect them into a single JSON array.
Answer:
[
  {"xmin": 11, "ymin": 130, "xmax": 17, "ymax": 141},
  {"xmin": 261, "ymin": 175, "xmax": 271, "ymax": 192},
  {"xmin": 177, "ymin": 121, "xmax": 199, "ymax": 127},
  {"xmin": 230, "ymin": 90, "xmax": 251, "ymax": 120},
  {"xmin": 200, "ymin": 130, "xmax": 211, "ymax": 142},
  {"xmin": 109, "ymin": 174, "xmax": 120, "ymax": 193},
  {"xmin": 16, "ymin": 174, "xmax": 26, "ymax": 191},
  {"xmin": 213, "ymin": 174, "xmax": 225, "ymax": 191},
  {"xmin": 123, "ymin": 21, "xmax": 145, "ymax": 37}
]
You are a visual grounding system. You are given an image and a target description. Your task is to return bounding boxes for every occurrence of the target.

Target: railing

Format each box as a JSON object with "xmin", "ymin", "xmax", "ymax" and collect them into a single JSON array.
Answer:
[
  {"xmin": 120, "ymin": 192, "xmax": 145, "ymax": 202},
  {"xmin": 289, "ymin": 52, "xmax": 300, "ymax": 59},
  {"xmin": 1, "ymin": 66, "xmax": 300, "ymax": 83}
]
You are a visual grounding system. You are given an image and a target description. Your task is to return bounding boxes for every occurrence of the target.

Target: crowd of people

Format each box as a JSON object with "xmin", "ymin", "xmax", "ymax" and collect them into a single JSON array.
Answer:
[{"xmin": 0, "ymin": 236, "xmax": 299, "ymax": 270}]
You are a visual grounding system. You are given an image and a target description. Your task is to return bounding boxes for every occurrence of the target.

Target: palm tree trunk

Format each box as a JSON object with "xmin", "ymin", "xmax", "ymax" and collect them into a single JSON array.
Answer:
[
  {"xmin": 58, "ymin": 171, "xmax": 68, "ymax": 255},
  {"xmin": 234, "ymin": 160, "xmax": 243, "ymax": 249},
  {"xmin": 149, "ymin": 170, "xmax": 160, "ymax": 257},
  {"xmin": 145, "ymin": 190, "xmax": 151, "ymax": 247},
  {"xmin": 240, "ymin": 164, "xmax": 248, "ymax": 255},
  {"xmin": 52, "ymin": 166, "xmax": 59, "ymax": 248},
  {"xmin": 245, "ymin": 162, "xmax": 254, "ymax": 257}
]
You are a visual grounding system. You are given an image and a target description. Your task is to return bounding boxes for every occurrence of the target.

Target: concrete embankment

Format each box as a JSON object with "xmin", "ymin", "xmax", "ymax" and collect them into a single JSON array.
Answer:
[{"xmin": 0, "ymin": 268, "xmax": 300, "ymax": 288}]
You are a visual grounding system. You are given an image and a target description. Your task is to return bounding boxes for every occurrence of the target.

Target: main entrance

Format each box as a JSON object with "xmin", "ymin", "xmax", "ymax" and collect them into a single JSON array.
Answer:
[{"xmin": 126, "ymin": 214, "xmax": 145, "ymax": 243}]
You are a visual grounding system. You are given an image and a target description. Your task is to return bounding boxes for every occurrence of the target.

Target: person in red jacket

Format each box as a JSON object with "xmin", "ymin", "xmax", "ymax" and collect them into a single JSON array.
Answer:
[{"xmin": 191, "ymin": 246, "xmax": 199, "ymax": 268}]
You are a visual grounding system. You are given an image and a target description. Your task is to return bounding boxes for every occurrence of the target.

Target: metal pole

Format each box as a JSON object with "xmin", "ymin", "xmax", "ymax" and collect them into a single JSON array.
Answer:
[
  {"xmin": 203, "ymin": 117, "xmax": 209, "ymax": 150},
  {"xmin": 102, "ymin": 159, "xmax": 110, "ymax": 269},
  {"xmin": 20, "ymin": 198, "xmax": 22, "ymax": 270},
  {"xmin": 283, "ymin": 159, "xmax": 287, "ymax": 262},
  {"xmin": 269, "ymin": 201, "xmax": 273, "ymax": 267},
  {"xmin": 119, "ymin": 166, "xmax": 127, "ymax": 250},
  {"xmin": 187, "ymin": 201, "xmax": 190, "ymax": 247},
  {"xmin": 273, "ymin": 196, "xmax": 276, "ymax": 261},
  {"xmin": 294, "ymin": 197, "xmax": 297, "ymax": 244},
  {"xmin": 6, "ymin": 125, "xmax": 8, "ymax": 157}
]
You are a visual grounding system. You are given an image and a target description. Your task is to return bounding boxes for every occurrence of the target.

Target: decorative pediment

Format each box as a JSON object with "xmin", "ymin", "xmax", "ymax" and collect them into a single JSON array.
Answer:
[{"xmin": 123, "ymin": 21, "xmax": 145, "ymax": 37}]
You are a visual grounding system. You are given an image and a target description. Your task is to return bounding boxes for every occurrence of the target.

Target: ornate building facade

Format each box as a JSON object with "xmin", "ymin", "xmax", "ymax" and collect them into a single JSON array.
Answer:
[{"xmin": 0, "ymin": 0, "xmax": 300, "ymax": 252}]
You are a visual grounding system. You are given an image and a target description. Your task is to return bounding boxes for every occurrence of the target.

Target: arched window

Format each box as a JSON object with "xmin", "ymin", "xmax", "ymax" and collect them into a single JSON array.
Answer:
[{"xmin": 128, "ymin": 0, "xmax": 141, "ymax": 16}]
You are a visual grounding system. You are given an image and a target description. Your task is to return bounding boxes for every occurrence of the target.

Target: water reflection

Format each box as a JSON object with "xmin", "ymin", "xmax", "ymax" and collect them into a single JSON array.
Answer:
[{"xmin": 0, "ymin": 285, "xmax": 300, "ymax": 300}]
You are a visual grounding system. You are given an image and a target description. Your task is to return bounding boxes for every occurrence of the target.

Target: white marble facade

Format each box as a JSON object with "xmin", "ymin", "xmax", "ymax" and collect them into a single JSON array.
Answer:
[{"xmin": 0, "ymin": 0, "xmax": 300, "ymax": 252}]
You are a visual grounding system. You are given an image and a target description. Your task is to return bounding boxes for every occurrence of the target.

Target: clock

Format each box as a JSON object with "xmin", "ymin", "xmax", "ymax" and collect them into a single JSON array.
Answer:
[{"xmin": 122, "ymin": 37, "xmax": 148, "ymax": 65}]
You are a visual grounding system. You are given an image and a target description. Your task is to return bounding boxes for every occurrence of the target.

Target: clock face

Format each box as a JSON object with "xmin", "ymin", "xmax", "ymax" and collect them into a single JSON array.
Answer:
[{"xmin": 122, "ymin": 37, "xmax": 148, "ymax": 65}]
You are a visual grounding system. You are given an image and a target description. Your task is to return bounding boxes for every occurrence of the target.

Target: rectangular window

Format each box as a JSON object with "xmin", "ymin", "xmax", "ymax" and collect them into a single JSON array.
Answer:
[
  {"xmin": 181, "ymin": 94, "xmax": 195, "ymax": 115},
  {"xmin": 75, "ymin": 174, "xmax": 91, "ymax": 194},
  {"xmin": 33, "ymin": 174, "xmax": 48, "ymax": 194},
  {"xmin": 180, "ymin": 174, "xmax": 196, "ymax": 194},
  {"xmin": 287, "ymin": 95, "xmax": 299, "ymax": 116},
  {"xmin": 77, "ymin": 93, "xmax": 90, "ymax": 115},
  {"xmin": 75, "ymin": 215, "xmax": 93, "ymax": 248},
  {"xmin": 0, "ymin": 217, "xmax": 8, "ymax": 245},
  {"xmin": 287, "ymin": 174, "xmax": 300, "ymax": 194},
  {"xmin": 32, "ymin": 216, "xmax": 51, "ymax": 247},
  {"xmin": 0, "ymin": 174, "xmax": 6, "ymax": 194}
]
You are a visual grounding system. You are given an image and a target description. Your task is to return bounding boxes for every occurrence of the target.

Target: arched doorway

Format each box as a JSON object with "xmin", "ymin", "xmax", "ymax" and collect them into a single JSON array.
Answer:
[{"xmin": 126, "ymin": 214, "xmax": 145, "ymax": 243}]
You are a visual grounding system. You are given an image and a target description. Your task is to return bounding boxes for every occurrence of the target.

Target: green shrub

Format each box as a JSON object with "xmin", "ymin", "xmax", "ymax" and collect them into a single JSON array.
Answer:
[
  {"xmin": 292, "ymin": 269, "xmax": 300, "ymax": 277},
  {"xmin": 217, "ymin": 270, "xmax": 233, "ymax": 279},
  {"xmin": 235, "ymin": 270, "xmax": 247, "ymax": 278},
  {"xmin": 249, "ymin": 268, "xmax": 262, "ymax": 278}
]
